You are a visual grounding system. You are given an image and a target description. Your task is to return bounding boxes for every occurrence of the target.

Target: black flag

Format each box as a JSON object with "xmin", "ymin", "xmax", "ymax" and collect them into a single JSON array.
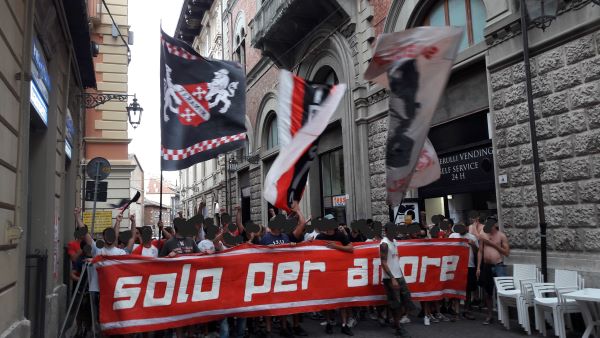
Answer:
[{"xmin": 160, "ymin": 30, "xmax": 246, "ymax": 171}]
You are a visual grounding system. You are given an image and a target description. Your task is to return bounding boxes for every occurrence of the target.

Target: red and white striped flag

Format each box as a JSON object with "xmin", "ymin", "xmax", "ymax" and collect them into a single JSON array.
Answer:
[{"xmin": 264, "ymin": 71, "xmax": 346, "ymax": 212}]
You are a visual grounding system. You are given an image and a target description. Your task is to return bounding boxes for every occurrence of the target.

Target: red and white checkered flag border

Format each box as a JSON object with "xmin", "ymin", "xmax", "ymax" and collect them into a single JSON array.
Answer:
[
  {"xmin": 161, "ymin": 37, "xmax": 201, "ymax": 61},
  {"xmin": 161, "ymin": 133, "xmax": 246, "ymax": 161}
]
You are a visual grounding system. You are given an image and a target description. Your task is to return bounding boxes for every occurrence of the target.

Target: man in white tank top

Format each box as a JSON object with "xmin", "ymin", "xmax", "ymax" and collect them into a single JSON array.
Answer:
[{"xmin": 380, "ymin": 222, "xmax": 414, "ymax": 338}]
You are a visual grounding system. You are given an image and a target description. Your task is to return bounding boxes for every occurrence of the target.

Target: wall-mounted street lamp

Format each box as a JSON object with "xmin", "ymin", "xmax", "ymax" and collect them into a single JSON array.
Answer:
[
  {"xmin": 525, "ymin": 0, "xmax": 559, "ymax": 31},
  {"xmin": 126, "ymin": 96, "xmax": 143, "ymax": 129},
  {"xmin": 520, "ymin": 0, "xmax": 561, "ymax": 282},
  {"xmin": 83, "ymin": 92, "xmax": 144, "ymax": 129}
]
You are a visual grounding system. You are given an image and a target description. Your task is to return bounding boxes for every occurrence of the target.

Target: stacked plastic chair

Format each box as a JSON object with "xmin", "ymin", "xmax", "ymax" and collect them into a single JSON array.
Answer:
[
  {"xmin": 494, "ymin": 264, "xmax": 541, "ymax": 331},
  {"xmin": 517, "ymin": 268, "xmax": 545, "ymax": 334},
  {"xmin": 532, "ymin": 270, "xmax": 584, "ymax": 338}
]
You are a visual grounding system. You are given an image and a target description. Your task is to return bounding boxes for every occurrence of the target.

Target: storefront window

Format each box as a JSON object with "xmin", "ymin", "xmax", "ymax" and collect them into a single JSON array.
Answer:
[
  {"xmin": 320, "ymin": 148, "xmax": 345, "ymax": 223},
  {"xmin": 422, "ymin": 0, "xmax": 486, "ymax": 52}
]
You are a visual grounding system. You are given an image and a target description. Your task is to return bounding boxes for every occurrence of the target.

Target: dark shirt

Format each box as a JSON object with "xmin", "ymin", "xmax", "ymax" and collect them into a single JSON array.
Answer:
[
  {"xmin": 344, "ymin": 228, "xmax": 366, "ymax": 242},
  {"xmin": 316, "ymin": 230, "xmax": 350, "ymax": 246},
  {"xmin": 159, "ymin": 236, "xmax": 200, "ymax": 257},
  {"xmin": 260, "ymin": 232, "xmax": 290, "ymax": 245}
]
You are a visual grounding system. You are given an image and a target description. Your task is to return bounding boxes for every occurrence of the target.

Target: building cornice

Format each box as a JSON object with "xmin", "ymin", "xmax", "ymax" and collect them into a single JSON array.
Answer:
[{"xmin": 84, "ymin": 137, "xmax": 132, "ymax": 144}]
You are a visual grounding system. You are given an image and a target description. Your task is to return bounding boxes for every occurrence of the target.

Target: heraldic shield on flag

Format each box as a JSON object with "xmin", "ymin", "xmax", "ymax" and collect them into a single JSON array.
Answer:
[{"xmin": 160, "ymin": 29, "xmax": 246, "ymax": 171}]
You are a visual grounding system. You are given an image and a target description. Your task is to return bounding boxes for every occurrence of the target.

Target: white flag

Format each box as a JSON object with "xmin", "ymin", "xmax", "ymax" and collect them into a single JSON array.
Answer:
[{"xmin": 364, "ymin": 27, "xmax": 462, "ymax": 205}]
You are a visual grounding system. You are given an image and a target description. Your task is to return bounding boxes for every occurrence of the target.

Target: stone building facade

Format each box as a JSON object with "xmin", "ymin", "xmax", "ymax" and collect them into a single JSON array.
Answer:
[
  {"xmin": 484, "ymin": 3, "xmax": 600, "ymax": 281},
  {"xmin": 0, "ymin": 0, "xmax": 96, "ymax": 336},
  {"xmin": 129, "ymin": 154, "xmax": 144, "ymax": 225},
  {"xmin": 176, "ymin": 0, "xmax": 600, "ymax": 282},
  {"xmin": 84, "ymin": 0, "xmax": 136, "ymax": 230}
]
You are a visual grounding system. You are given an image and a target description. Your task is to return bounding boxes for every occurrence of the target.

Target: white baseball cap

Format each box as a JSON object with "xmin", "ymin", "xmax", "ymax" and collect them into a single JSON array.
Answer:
[{"xmin": 198, "ymin": 240, "xmax": 215, "ymax": 254}]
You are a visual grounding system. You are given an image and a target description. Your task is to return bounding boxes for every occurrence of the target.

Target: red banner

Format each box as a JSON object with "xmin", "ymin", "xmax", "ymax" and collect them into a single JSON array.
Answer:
[{"xmin": 96, "ymin": 239, "xmax": 468, "ymax": 335}]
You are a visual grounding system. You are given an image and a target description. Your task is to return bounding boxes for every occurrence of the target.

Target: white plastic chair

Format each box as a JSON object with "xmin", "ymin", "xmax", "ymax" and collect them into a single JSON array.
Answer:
[
  {"xmin": 532, "ymin": 270, "xmax": 583, "ymax": 338},
  {"xmin": 555, "ymin": 286, "xmax": 581, "ymax": 338},
  {"xmin": 495, "ymin": 276, "xmax": 516, "ymax": 324},
  {"xmin": 533, "ymin": 283, "xmax": 561, "ymax": 336},
  {"xmin": 495, "ymin": 264, "xmax": 539, "ymax": 330},
  {"xmin": 518, "ymin": 278, "xmax": 539, "ymax": 334}
]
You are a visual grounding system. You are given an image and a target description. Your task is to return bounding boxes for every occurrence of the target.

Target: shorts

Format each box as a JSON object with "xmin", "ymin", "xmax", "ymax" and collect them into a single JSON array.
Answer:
[
  {"xmin": 467, "ymin": 267, "xmax": 477, "ymax": 292},
  {"xmin": 383, "ymin": 277, "xmax": 415, "ymax": 311},
  {"xmin": 478, "ymin": 263, "xmax": 507, "ymax": 295}
]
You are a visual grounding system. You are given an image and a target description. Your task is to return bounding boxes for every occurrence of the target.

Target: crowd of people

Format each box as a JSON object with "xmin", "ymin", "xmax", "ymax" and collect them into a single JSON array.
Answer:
[{"xmin": 66, "ymin": 205, "xmax": 510, "ymax": 338}]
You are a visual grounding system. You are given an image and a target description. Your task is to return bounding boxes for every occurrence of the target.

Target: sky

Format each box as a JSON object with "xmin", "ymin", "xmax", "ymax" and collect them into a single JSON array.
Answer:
[{"xmin": 127, "ymin": 0, "xmax": 183, "ymax": 185}]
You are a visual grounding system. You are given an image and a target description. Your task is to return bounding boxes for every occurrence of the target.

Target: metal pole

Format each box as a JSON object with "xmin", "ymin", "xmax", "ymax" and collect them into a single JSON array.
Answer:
[
  {"xmin": 58, "ymin": 263, "xmax": 88, "ymax": 337},
  {"xmin": 520, "ymin": 0, "xmax": 547, "ymax": 282},
  {"xmin": 89, "ymin": 267, "xmax": 96, "ymax": 338},
  {"xmin": 159, "ymin": 171, "xmax": 163, "ymax": 222},
  {"xmin": 225, "ymin": 153, "xmax": 230, "ymax": 215},
  {"xmin": 221, "ymin": 1, "xmax": 231, "ymax": 216},
  {"xmin": 90, "ymin": 162, "xmax": 100, "ymax": 235}
]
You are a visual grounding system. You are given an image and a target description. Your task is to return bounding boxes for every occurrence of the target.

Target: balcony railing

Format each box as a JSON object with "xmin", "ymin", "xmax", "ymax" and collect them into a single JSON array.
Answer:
[
  {"xmin": 250, "ymin": 0, "xmax": 348, "ymax": 68},
  {"xmin": 250, "ymin": 0, "xmax": 294, "ymax": 48}
]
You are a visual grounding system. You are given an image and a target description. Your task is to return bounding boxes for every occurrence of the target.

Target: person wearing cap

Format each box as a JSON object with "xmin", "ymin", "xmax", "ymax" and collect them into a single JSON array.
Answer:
[
  {"xmin": 449, "ymin": 223, "xmax": 478, "ymax": 320},
  {"xmin": 198, "ymin": 239, "xmax": 216, "ymax": 254},
  {"xmin": 476, "ymin": 216, "xmax": 510, "ymax": 325}
]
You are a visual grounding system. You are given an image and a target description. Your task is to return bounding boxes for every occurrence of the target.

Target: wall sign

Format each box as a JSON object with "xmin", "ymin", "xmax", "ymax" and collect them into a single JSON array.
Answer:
[
  {"xmin": 419, "ymin": 143, "xmax": 494, "ymax": 198},
  {"xmin": 392, "ymin": 201, "xmax": 420, "ymax": 224},
  {"xmin": 332, "ymin": 194, "xmax": 348, "ymax": 207},
  {"xmin": 65, "ymin": 109, "xmax": 75, "ymax": 159},
  {"xmin": 30, "ymin": 36, "xmax": 51, "ymax": 126},
  {"xmin": 83, "ymin": 210, "xmax": 113, "ymax": 233}
]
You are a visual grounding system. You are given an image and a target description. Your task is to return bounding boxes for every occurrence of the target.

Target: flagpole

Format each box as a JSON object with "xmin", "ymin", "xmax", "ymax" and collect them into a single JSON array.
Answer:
[
  {"xmin": 159, "ymin": 171, "xmax": 163, "ymax": 222},
  {"xmin": 221, "ymin": 1, "xmax": 230, "ymax": 215}
]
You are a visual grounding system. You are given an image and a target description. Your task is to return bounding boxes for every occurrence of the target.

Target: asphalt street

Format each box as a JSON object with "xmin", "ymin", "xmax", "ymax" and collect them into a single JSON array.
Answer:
[{"xmin": 293, "ymin": 310, "xmax": 585, "ymax": 338}]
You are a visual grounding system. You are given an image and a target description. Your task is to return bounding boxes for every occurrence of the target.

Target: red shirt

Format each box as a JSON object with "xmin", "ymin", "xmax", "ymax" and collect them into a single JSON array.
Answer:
[
  {"xmin": 67, "ymin": 240, "xmax": 80, "ymax": 257},
  {"xmin": 152, "ymin": 239, "xmax": 165, "ymax": 250}
]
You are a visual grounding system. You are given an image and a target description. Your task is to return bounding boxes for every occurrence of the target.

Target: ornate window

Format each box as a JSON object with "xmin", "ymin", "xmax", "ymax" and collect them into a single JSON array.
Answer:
[
  {"xmin": 422, "ymin": 0, "xmax": 486, "ymax": 51},
  {"xmin": 313, "ymin": 66, "xmax": 339, "ymax": 85},
  {"xmin": 234, "ymin": 28, "xmax": 246, "ymax": 69},
  {"xmin": 266, "ymin": 112, "xmax": 279, "ymax": 150}
]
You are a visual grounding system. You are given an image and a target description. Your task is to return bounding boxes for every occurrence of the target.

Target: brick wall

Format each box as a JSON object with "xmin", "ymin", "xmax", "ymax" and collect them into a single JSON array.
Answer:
[
  {"xmin": 491, "ymin": 32, "xmax": 600, "ymax": 252},
  {"xmin": 246, "ymin": 66, "xmax": 278, "ymax": 129},
  {"xmin": 231, "ymin": 0, "xmax": 261, "ymax": 71},
  {"xmin": 370, "ymin": 0, "xmax": 392, "ymax": 36}
]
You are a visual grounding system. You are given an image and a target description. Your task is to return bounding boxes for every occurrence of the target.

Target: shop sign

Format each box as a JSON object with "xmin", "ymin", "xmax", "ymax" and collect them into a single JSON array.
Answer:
[
  {"xmin": 83, "ymin": 210, "xmax": 113, "ymax": 233},
  {"xmin": 438, "ymin": 145, "xmax": 493, "ymax": 182},
  {"xmin": 419, "ymin": 144, "xmax": 494, "ymax": 197},
  {"xmin": 332, "ymin": 194, "xmax": 349, "ymax": 207},
  {"xmin": 30, "ymin": 37, "xmax": 51, "ymax": 126},
  {"xmin": 392, "ymin": 201, "xmax": 420, "ymax": 224},
  {"xmin": 65, "ymin": 109, "xmax": 75, "ymax": 159}
]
